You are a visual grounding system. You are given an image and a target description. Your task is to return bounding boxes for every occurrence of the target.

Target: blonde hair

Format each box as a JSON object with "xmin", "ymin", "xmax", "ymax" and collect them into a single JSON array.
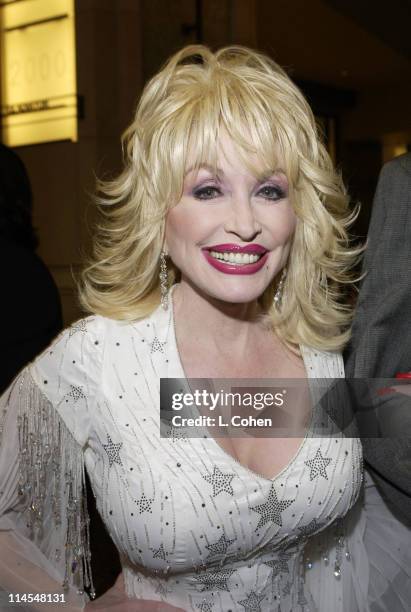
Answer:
[{"xmin": 80, "ymin": 44, "xmax": 360, "ymax": 351}]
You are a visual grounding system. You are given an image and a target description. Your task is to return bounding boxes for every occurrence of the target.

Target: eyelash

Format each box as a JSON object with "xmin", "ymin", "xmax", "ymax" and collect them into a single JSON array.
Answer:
[{"xmin": 193, "ymin": 184, "xmax": 286, "ymax": 201}]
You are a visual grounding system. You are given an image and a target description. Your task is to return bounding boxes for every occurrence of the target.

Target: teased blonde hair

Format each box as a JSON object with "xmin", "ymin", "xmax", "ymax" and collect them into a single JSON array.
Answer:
[{"xmin": 80, "ymin": 44, "xmax": 360, "ymax": 351}]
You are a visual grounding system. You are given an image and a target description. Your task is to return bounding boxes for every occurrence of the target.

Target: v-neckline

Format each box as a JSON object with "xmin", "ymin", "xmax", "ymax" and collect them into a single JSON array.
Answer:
[{"xmin": 164, "ymin": 283, "xmax": 314, "ymax": 484}]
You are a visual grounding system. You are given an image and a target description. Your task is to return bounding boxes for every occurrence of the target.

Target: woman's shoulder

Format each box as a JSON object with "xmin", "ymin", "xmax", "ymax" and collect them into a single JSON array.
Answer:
[
  {"xmin": 28, "ymin": 314, "xmax": 111, "ymax": 416},
  {"xmin": 91, "ymin": 299, "xmax": 170, "ymax": 351},
  {"xmin": 31, "ymin": 307, "xmax": 158, "ymax": 359},
  {"xmin": 47, "ymin": 306, "xmax": 168, "ymax": 379}
]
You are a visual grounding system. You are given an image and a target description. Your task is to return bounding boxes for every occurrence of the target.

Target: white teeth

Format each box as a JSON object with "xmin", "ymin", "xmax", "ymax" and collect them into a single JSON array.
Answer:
[{"xmin": 209, "ymin": 250, "xmax": 262, "ymax": 265}]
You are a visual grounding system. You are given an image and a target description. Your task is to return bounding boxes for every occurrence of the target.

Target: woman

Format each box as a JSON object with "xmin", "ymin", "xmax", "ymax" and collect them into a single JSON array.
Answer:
[{"xmin": 0, "ymin": 45, "xmax": 409, "ymax": 612}]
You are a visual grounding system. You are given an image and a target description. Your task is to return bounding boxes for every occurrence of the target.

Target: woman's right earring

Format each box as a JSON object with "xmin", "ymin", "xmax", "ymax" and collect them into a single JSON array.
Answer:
[
  {"xmin": 273, "ymin": 267, "xmax": 287, "ymax": 310},
  {"xmin": 159, "ymin": 250, "xmax": 169, "ymax": 310}
]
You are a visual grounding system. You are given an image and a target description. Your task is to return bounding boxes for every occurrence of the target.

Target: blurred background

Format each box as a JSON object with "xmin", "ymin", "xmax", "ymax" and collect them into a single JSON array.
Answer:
[{"xmin": 1, "ymin": 0, "xmax": 411, "ymax": 325}]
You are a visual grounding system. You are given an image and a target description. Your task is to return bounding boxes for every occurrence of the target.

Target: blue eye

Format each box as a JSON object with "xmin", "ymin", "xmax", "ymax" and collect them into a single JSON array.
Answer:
[
  {"xmin": 192, "ymin": 183, "xmax": 287, "ymax": 201},
  {"xmin": 193, "ymin": 186, "xmax": 221, "ymax": 200},
  {"xmin": 258, "ymin": 185, "xmax": 286, "ymax": 201}
]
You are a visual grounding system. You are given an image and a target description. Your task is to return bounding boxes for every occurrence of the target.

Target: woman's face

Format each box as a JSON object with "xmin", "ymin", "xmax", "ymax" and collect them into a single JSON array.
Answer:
[{"xmin": 165, "ymin": 132, "xmax": 296, "ymax": 304}]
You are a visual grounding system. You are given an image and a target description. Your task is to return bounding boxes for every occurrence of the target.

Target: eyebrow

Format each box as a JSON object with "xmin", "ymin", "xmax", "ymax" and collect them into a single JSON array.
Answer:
[
  {"xmin": 184, "ymin": 163, "xmax": 286, "ymax": 181},
  {"xmin": 184, "ymin": 163, "xmax": 223, "ymax": 178}
]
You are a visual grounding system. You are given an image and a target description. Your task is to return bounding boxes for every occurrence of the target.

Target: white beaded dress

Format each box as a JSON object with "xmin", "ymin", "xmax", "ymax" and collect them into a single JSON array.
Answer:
[{"xmin": 0, "ymin": 284, "xmax": 410, "ymax": 611}]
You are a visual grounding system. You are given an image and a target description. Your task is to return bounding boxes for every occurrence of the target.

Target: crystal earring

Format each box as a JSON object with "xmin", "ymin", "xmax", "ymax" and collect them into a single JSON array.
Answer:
[
  {"xmin": 273, "ymin": 267, "xmax": 287, "ymax": 309},
  {"xmin": 159, "ymin": 250, "xmax": 169, "ymax": 310}
]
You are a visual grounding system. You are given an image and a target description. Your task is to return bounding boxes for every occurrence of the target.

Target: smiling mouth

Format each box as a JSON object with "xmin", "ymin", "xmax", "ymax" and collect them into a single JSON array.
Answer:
[{"xmin": 208, "ymin": 250, "xmax": 263, "ymax": 265}]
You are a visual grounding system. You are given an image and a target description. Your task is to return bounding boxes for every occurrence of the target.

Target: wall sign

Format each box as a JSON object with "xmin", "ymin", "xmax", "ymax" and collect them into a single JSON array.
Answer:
[{"xmin": 0, "ymin": 0, "xmax": 77, "ymax": 146}]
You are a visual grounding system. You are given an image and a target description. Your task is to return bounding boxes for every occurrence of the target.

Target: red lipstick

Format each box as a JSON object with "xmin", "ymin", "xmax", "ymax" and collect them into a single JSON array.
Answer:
[
  {"xmin": 205, "ymin": 243, "xmax": 267, "ymax": 254},
  {"xmin": 202, "ymin": 244, "xmax": 269, "ymax": 275}
]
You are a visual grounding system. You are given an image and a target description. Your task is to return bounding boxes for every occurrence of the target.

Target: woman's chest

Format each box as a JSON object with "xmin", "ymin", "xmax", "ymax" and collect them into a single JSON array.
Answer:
[
  {"xmin": 179, "ymin": 335, "xmax": 306, "ymax": 380},
  {"xmin": 85, "ymin": 398, "xmax": 363, "ymax": 573}
]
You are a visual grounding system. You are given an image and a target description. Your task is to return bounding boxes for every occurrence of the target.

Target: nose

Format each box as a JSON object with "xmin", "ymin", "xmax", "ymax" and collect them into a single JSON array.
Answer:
[{"xmin": 224, "ymin": 194, "xmax": 262, "ymax": 241}]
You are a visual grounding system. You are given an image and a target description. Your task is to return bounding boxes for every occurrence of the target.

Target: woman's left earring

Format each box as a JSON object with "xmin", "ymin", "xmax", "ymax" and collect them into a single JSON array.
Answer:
[{"xmin": 160, "ymin": 250, "xmax": 169, "ymax": 310}]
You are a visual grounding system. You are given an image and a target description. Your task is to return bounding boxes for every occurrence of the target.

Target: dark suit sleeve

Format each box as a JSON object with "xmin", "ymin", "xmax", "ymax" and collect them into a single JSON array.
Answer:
[
  {"xmin": 346, "ymin": 155, "xmax": 411, "ymax": 377},
  {"xmin": 345, "ymin": 154, "xmax": 411, "ymax": 525}
]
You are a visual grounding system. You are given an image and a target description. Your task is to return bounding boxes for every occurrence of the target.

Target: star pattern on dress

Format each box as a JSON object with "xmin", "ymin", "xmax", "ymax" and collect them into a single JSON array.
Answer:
[
  {"xmin": 263, "ymin": 550, "xmax": 291, "ymax": 577},
  {"xmin": 66, "ymin": 385, "xmax": 86, "ymax": 403},
  {"xmin": 166, "ymin": 425, "xmax": 188, "ymax": 442},
  {"xmin": 149, "ymin": 336, "xmax": 167, "ymax": 353},
  {"xmin": 69, "ymin": 319, "xmax": 88, "ymax": 336},
  {"xmin": 136, "ymin": 492, "xmax": 154, "ymax": 514},
  {"xmin": 250, "ymin": 485, "xmax": 294, "ymax": 529},
  {"xmin": 102, "ymin": 434, "xmax": 123, "ymax": 467},
  {"xmin": 304, "ymin": 448, "xmax": 332, "ymax": 480},
  {"xmin": 238, "ymin": 590, "xmax": 265, "ymax": 612},
  {"xmin": 151, "ymin": 544, "xmax": 168, "ymax": 560},
  {"xmin": 298, "ymin": 518, "xmax": 323, "ymax": 538},
  {"xmin": 196, "ymin": 601, "xmax": 214, "ymax": 612},
  {"xmin": 205, "ymin": 533, "xmax": 236, "ymax": 560},
  {"xmin": 193, "ymin": 568, "xmax": 236, "ymax": 592},
  {"xmin": 202, "ymin": 466, "xmax": 235, "ymax": 497}
]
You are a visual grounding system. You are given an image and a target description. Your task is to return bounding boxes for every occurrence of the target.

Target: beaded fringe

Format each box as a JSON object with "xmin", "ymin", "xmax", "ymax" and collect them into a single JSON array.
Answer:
[{"xmin": 15, "ymin": 370, "xmax": 95, "ymax": 599}]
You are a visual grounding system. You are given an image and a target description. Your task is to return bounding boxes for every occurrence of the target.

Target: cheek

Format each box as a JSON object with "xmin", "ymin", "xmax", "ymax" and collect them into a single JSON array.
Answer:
[
  {"xmin": 165, "ymin": 205, "xmax": 215, "ymax": 248},
  {"xmin": 165, "ymin": 208, "xmax": 191, "ymax": 248},
  {"xmin": 266, "ymin": 206, "xmax": 297, "ymax": 244}
]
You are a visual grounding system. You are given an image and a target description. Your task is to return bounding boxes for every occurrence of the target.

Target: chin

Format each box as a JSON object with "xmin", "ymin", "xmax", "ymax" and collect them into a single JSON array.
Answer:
[{"xmin": 206, "ymin": 282, "xmax": 267, "ymax": 304}]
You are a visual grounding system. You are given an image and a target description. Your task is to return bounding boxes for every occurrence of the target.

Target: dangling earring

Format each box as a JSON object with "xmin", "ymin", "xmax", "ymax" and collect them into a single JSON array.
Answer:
[
  {"xmin": 159, "ymin": 250, "xmax": 169, "ymax": 310},
  {"xmin": 273, "ymin": 267, "xmax": 287, "ymax": 309}
]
